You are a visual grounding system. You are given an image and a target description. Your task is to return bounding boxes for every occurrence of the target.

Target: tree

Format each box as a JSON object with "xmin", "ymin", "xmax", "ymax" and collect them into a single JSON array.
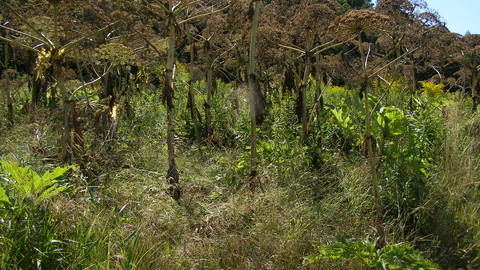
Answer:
[
  {"xmin": 330, "ymin": 8, "xmax": 391, "ymax": 247},
  {"xmin": 448, "ymin": 34, "xmax": 480, "ymax": 111},
  {"xmin": 203, "ymin": 36, "xmax": 215, "ymax": 140},
  {"xmin": 93, "ymin": 42, "xmax": 138, "ymax": 139},
  {"xmin": 376, "ymin": 0, "xmax": 435, "ymax": 108},
  {"xmin": 0, "ymin": 0, "xmax": 117, "ymax": 163},
  {"xmin": 282, "ymin": 1, "xmax": 343, "ymax": 144},
  {"xmin": 143, "ymin": 0, "xmax": 229, "ymax": 201},
  {"xmin": 257, "ymin": 1, "xmax": 344, "ymax": 145}
]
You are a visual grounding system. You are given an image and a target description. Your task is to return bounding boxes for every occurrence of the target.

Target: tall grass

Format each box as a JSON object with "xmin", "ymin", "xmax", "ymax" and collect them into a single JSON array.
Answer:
[
  {"xmin": 1, "ymin": 76, "xmax": 479, "ymax": 269},
  {"xmin": 414, "ymin": 97, "xmax": 480, "ymax": 268}
]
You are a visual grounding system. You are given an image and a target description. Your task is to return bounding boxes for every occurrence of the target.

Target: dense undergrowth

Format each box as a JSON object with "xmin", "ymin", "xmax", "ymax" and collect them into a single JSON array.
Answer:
[{"xmin": 1, "ymin": 76, "xmax": 480, "ymax": 269}]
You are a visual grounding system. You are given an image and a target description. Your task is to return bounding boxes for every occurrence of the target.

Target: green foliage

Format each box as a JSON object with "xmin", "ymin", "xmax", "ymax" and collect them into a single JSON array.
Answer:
[
  {"xmin": 0, "ymin": 186, "xmax": 10, "ymax": 206},
  {"xmin": 382, "ymin": 104, "xmax": 442, "ymax": 217},
  {"xmin": 373, "ymin": 106, "xmax": 409, "ymax": 158},
  {"xmin": 59, "ymin": 207, "xmax": 163, "ymax": 270},
  {"xmin": 306, "ymin": 237, "xmax": 438, "ymax": 270},
  {"xmin": 325, "ymin": 85, "xmax": 350, "ymax": 106},
  {"xmin": 1, "ymin": 1, "xmax": 479, "ymax": 268},
  {"xmin": 0, "ymin": 78, "xmax": 478, "ymax": 268},
  {"xmin": 1, "ymin": 161, "xmax": 74, "ymax": 204},
  {"xmin": 0, "ymin": 161, "xmax": 75, "ymax": 269},
  {"xmin": 331, "ymin": 108, "xmax": 355, "ymax": 138},
  {"xmin": 72, "ymin": 84, "xmax": 100, "ymax": 101},
  {"xmin": 62, "ymin": 211, "xmax": 113, "ymax": 269},
  {"xmin": 323, "ymin": 80, "xmax": 445, "ymax": 234},
  {"xmin": 419, "ymin": 81, "xmax": 445, "ymax": 102}
]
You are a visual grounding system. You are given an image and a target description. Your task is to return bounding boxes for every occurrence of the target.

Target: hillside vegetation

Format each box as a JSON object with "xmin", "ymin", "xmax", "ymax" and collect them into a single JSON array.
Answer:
[
  {"xmin": 1, "ymin": 78, "xmax": 479, "ymax": 269},
  {"xmin": 1, "ymin": 0, "xmax": 480, "ymax": 269}
]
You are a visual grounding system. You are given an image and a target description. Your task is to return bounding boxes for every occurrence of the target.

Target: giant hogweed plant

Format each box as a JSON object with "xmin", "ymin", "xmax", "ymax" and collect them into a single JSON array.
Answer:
[
  {"xmin": 0, "ymin": 1, "xmax": 118, "ymax": 163},
  {"xmin": 0, "ymin": 160, "xmax": 75, "ymax": 269},
  {"xmin": 330, "ymin": 93, "xmax": 442, "ymax": 220},
  {"xmin": 329, "ymin": 8, "xmax": 423, "ymax": 246},
  {"xmin": 375, "ymin": 100, "xmax": 444, "ymax": 223},
  {"xmin": 306, "ymin": 237, "xmax": 438, "ymax": 270},
  {"xmin": 325, "ymin": 83, "xmax": 444, "ymax": 257}
]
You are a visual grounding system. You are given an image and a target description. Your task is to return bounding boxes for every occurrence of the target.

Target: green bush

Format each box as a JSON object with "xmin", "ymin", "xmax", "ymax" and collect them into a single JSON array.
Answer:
[
  {"xmin": 0, "ymin": 161, "xmax": 75, "ymax": 269},
  {"xmin": 306, "ymin": 237, "xmax": 438, "ymax": 270}
]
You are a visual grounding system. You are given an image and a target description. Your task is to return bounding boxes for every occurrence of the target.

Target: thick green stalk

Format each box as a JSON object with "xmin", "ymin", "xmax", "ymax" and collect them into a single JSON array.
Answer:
[
  {"xmin": 205, "ymin": 39, "xmax": 213, "ymax": 139},
  {"xmin": 409, "ymin": 61, "xmax": 417, "ymax": 110},
  {"xmin": 300, "ymin": 33, "xmax": 313, "ymax": 144},
  {"xmin": 248, "ymin": 0, "xmax": 260, "ymax": 183},
  {"xmin": 472, "ymin": 47, "xmax": 479, "ymax": 111},
  {"xmin": 314, "ymin": 53, "xmax": 323, "ymax": 144},
  {"xmin": 472, "ymin": 71, "xmax": 479, "ymax": 111},
  {"xmin": 471, "ymin": 47, "xmax": 479, "ymax": 111},
  {"xmin": 5, "ymin": 42, "xmax": 13, "ymax": 127},
  {"xmin": 166, "ymin": 2, "xmax": 180, "ymax": 201},
  {"xmin": 3, "ymin": 31, "xmax": 8, "ymax": 66},
  {"xmin": 188, "ymin": 28, "xmax": 201, "ymax": 144},
  {"xmin": 6, "ymin": 76, "xmax": 13, "ymax": 127},
  {"xmin": 53, "ymin": 2, "xmax": 59, "ymax": 50},
  {"xmin": 52, "ymin": 2, "xmax": 74, "ymax": 162},
  {"xmin": 358, "ymin": 32, "xmax": 384, "ymax": 244}
]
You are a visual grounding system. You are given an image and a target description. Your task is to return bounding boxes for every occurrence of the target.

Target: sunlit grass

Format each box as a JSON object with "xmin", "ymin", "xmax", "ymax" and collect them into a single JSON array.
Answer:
[{"xmin": 1, "ymin": 81, "xmax": 479, "ymax": 269}]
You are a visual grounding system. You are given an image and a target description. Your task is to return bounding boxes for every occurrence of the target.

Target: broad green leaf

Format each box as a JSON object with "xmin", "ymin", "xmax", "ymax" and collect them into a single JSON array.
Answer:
[
  {"xmin": 305, "ymin": 237, "xmax": 438, "ymax": 269},
  {"xmin": 0, "ymin": 186, "xmax": 10, "ymax": 207},
  {"xmin": 380, "ymin": 106, "xmax": 405, "ymax": 120},
  {"xmin": 41, "ymin": 165, "xmax": 76, "ymax": 182},
  {"xmin": 331, "ymin": 108, "xmax": 353, "ymax": 132},
  {"xmin": 164, "ymin": 240, "xmax": 170, "ymax": 256},
  {"xmin": 257, "ymin": 140, "xmax": 273, "ymax": 153},
  {"xmin": 35, "ymin": 185, "xmax": 69, "ymax": 204},
  {"xmin": 1, "ymin": 161, "xmax": 39, "ymax": 194},
  {"xmin": 1, "ymin": 161, "xmax": 73, "ymax": 202}
]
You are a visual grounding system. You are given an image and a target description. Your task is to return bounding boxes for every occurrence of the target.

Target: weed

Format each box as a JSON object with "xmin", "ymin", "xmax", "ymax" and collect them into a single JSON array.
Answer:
[
  {"xmin": 306, "ymin": 236, "xmax": 438, "ymax": 270},
  {"xmin": 0, "ymin": 161, "xmax": 75, "ymax": 269}
]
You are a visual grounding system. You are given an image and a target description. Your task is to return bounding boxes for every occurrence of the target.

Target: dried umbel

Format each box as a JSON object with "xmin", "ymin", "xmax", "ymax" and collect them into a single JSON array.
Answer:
[
  {"xmin": 329, "ymin": 9, "xmax": 391, "ymax": 37},
  {"xmin": 448, "ymin": 34, "xmax": 480, "ymax": 63},
  {"xmin": 304, "ymin": 0, "xmax": 344, "ymax": 12},
  {"xmin": 292, "ymin": 3, "xmax": 339, "ymax": 32},
  {"xmin": 448, "ymin": 34, "xmax": 480, "ymax": 75},
  {"xmin": 462, "ymin": 34, "xmax": 480, "ymax": 49},
  {"xmin": 47, "ymin": 0, "xmax": 62, "ymax": 4},
  {"xmin": 376, "ymin": 0, "xmax": 416, "ymax": 17}
]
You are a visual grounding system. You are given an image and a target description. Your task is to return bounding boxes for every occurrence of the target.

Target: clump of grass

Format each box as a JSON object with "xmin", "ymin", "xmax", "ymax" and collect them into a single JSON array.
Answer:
[{"xmin": 414, "ymin": 101, "xmax": 480, "ymax": 268}]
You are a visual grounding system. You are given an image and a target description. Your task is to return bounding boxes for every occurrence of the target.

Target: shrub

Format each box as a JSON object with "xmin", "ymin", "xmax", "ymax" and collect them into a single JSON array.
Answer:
[
  {"xmin": 306, "ymin": 237, "xmax": 438, "ymax": 270},
  {"xmin": 0, "ymin": 161, "xmax": 75, "ymax": 269}
]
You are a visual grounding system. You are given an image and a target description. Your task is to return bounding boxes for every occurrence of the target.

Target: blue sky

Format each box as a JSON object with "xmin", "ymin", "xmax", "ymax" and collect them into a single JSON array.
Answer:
[{"xmin": 424, "ymin": 0, "xmax": 479, "ymax": 35}]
